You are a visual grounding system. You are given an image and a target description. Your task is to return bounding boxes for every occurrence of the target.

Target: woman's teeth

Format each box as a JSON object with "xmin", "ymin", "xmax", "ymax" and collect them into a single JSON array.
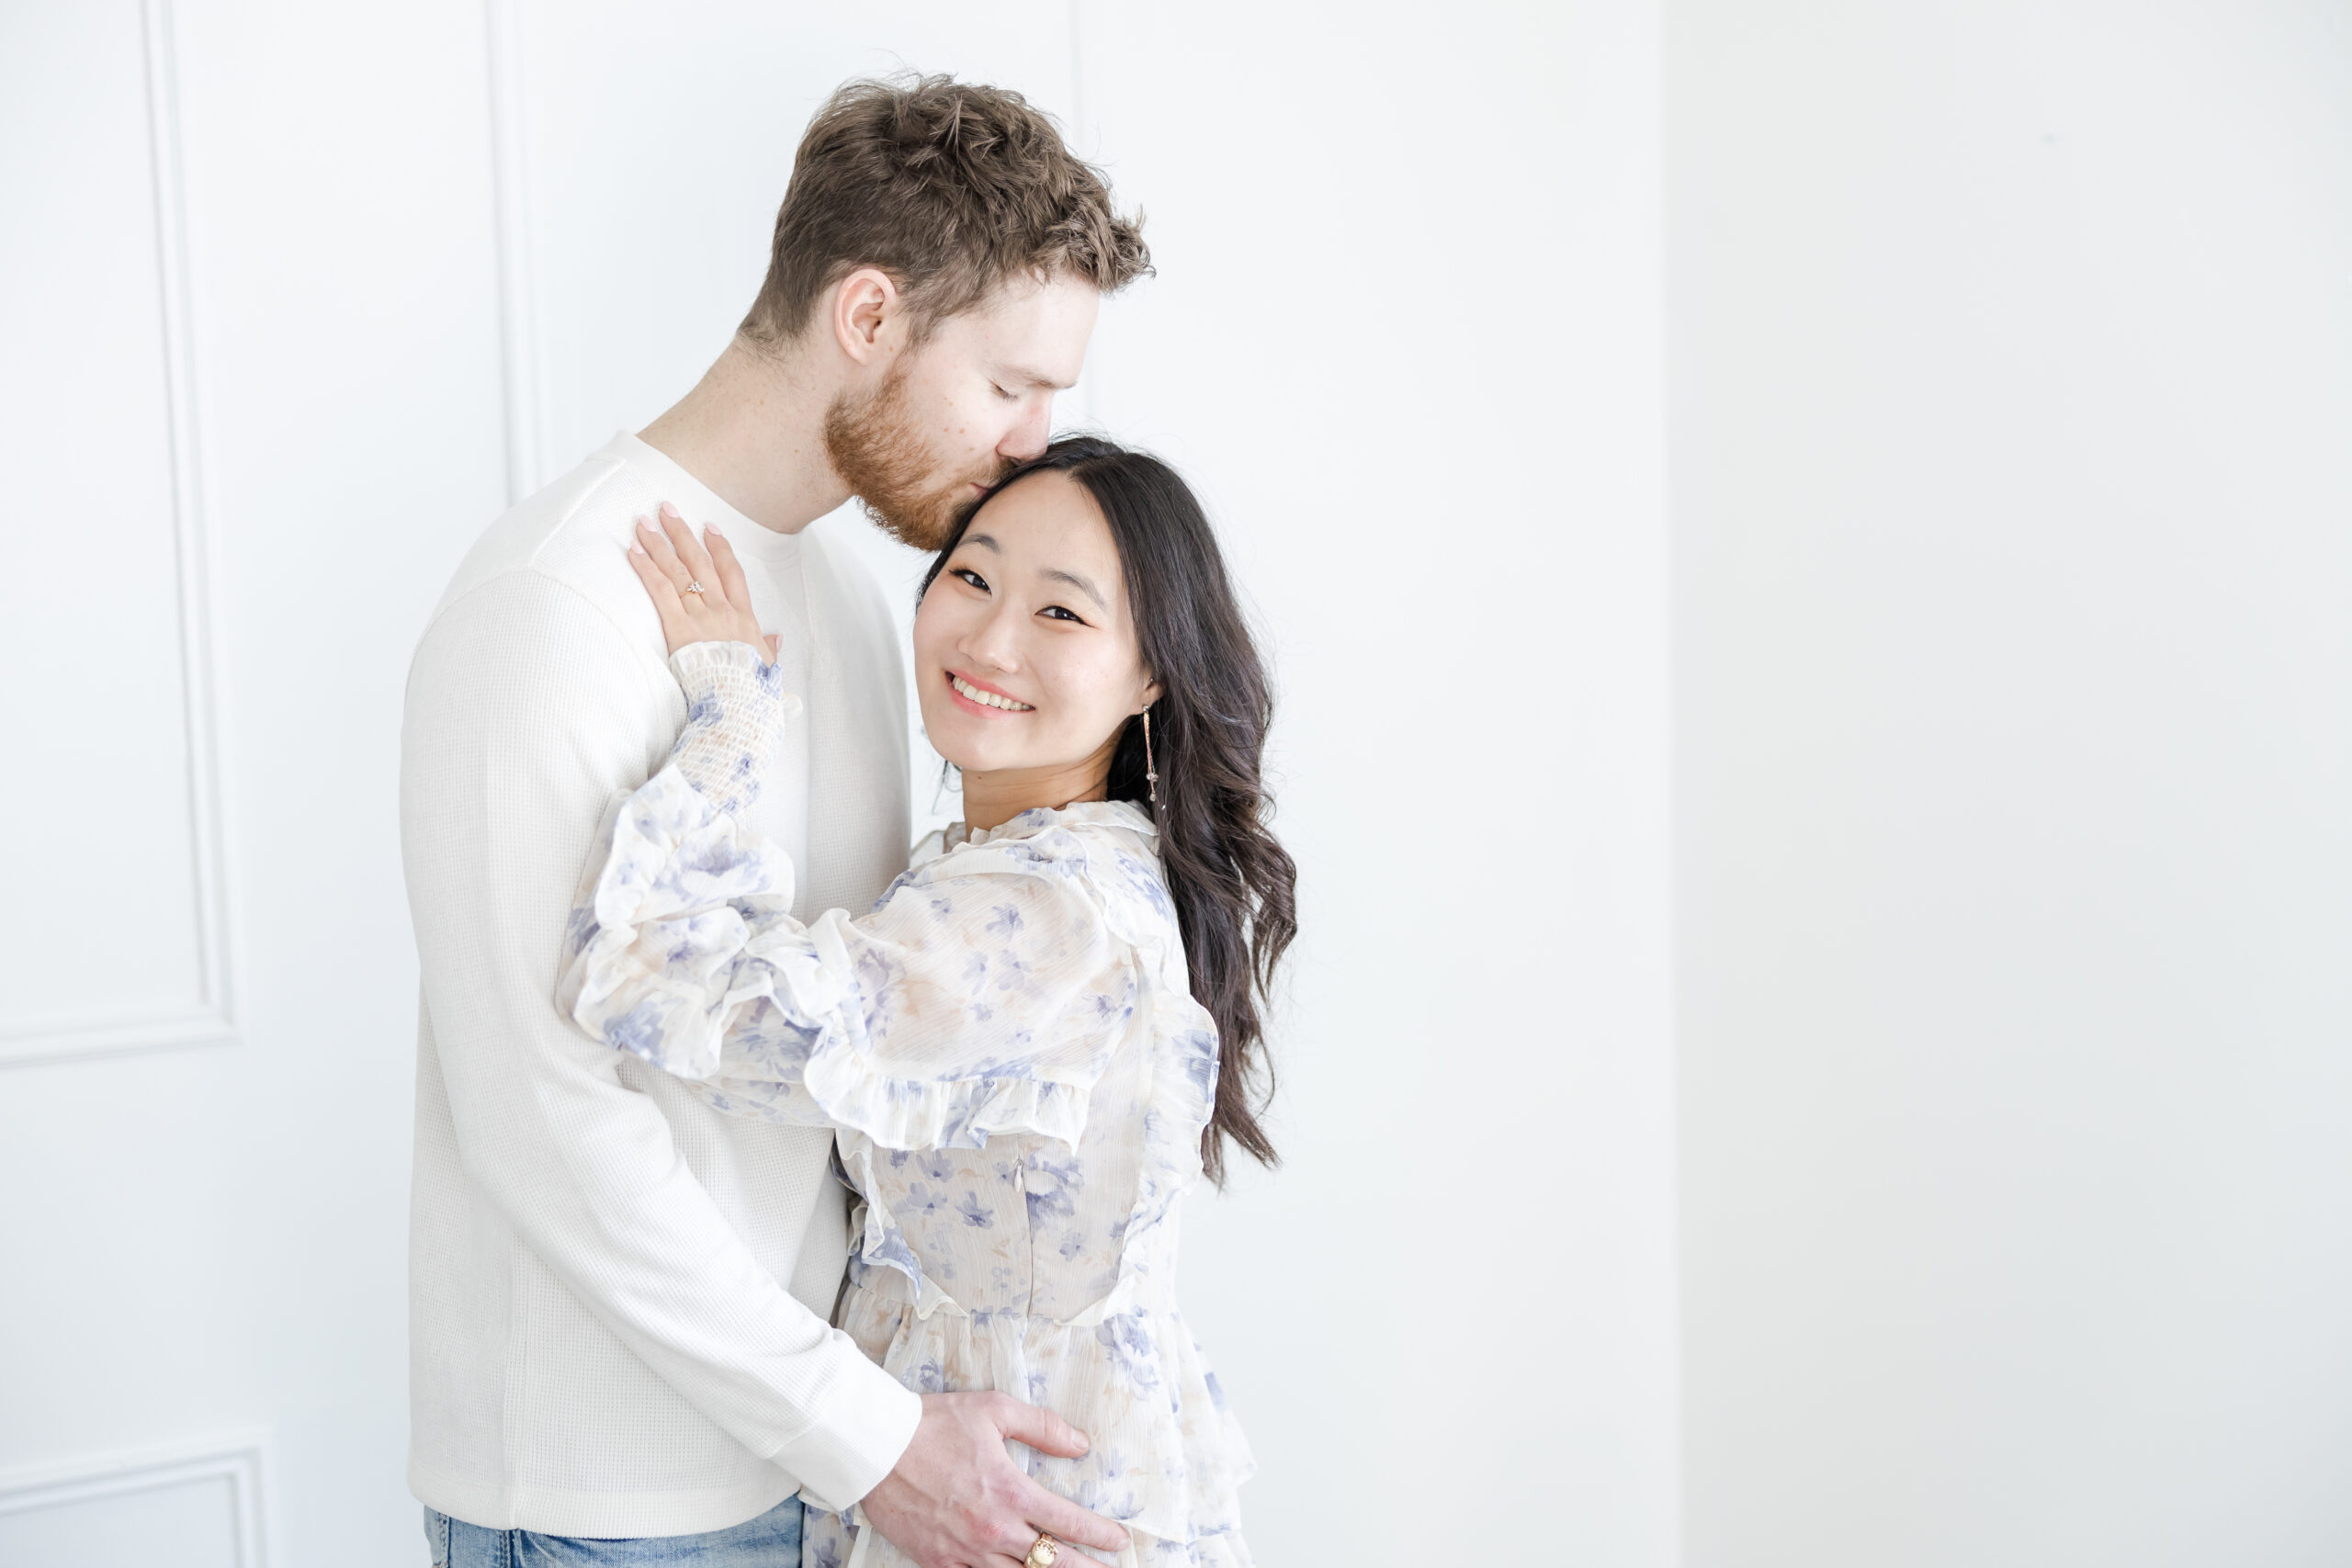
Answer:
[{"xmin": 951, "ymin": 674, "xmax": 1033, "ymax": 712}]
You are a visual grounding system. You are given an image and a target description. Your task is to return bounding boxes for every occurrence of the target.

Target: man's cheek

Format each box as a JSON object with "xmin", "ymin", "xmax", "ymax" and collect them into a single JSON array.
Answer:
[{"xmin": 938, "ymin": 400, "xmax": 985, "ymax": 449}]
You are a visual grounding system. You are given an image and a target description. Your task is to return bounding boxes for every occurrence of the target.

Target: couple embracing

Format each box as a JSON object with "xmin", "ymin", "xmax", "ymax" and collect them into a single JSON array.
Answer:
[{"xmin": 401, "ymin": 75, "xmax": 1290, "ymax": 1568}]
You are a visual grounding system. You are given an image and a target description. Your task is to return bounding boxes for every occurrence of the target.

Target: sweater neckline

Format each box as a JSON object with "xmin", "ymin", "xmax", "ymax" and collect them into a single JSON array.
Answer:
[{"xmin": 602, "ymin": 430, "xmax": 803, "ymax": 568}]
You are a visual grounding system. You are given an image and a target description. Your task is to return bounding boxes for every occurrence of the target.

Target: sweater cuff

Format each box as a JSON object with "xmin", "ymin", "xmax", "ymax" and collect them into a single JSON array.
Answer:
[{"xmin": 776, "ymin": 1348, "xmax": 923, "ymax": 1514}]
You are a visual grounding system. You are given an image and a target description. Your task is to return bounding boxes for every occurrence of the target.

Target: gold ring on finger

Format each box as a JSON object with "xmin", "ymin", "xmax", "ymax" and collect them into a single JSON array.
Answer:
[{"xmin": 1023, "ymin": 1532, "xmax": 1060, "ymax": 1568}]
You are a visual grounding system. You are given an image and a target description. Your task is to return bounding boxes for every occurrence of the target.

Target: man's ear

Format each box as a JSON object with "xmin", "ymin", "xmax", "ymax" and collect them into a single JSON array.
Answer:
[{"xmin": 831, "ymin": 267, "xmax": 902, "ymax": 366}]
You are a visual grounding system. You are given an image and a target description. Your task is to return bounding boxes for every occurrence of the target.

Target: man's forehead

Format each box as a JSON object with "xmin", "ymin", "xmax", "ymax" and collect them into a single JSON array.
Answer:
[{"xmin": 951, "ymin": 275, "xmax": 1097, "ymax": 384}]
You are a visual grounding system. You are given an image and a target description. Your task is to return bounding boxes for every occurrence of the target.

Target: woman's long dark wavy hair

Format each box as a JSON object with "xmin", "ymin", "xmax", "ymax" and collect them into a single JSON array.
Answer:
[{"xmin": 919, "ymin": 436, "xmax": 1296, "ymax": 1183}]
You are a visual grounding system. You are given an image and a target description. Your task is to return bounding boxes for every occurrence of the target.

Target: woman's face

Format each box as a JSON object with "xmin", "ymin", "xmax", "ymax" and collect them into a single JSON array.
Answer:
[{"xmin": 912, "ymin": 469, "xmax": 1160, "ymax": 784}]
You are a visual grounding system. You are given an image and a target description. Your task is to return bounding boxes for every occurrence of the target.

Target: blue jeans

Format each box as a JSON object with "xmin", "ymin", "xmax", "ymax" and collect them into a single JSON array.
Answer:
[{"xmin": 423, "ymin": 1497, "xmax": 803, "ymax": 1566}]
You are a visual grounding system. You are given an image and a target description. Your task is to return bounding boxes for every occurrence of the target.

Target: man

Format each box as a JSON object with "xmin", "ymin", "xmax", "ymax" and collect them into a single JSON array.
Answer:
[{"xmin": 401, "ymin": 76, "xmax": 1148, "ymax": 1566}]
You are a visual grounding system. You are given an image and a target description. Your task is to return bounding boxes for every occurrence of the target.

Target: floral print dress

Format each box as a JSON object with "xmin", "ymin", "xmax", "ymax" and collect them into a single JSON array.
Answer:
[{"xmin": 557, "ymin": 643, "xmax": 1254, "ymax": 1568}]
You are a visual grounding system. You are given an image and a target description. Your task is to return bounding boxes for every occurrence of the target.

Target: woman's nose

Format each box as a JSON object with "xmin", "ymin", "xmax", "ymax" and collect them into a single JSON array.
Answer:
[{"xmin": 961, "ymin": 607, "xmax": 1022, "ymax": 670}]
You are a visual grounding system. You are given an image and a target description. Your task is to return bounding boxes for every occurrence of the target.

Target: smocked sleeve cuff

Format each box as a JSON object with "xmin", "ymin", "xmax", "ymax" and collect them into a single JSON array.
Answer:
[{"xmin": 667, "ymin": 639, "xmax": 789, "ymax": 818}]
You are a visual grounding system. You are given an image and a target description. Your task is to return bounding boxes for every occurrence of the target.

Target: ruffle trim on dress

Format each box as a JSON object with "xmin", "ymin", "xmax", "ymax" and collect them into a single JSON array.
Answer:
[
  {"xmin": 560, "ymin": 766, "xmax": 797, "ymax": 1080},
  {"xmin": 564, "ymin": 767, "xmax": 1125, "ymax": 1153},
  {"xmin": 832, "ymin": 814, "xmax": 1222, "ymax": 1317},
  {"xmin": 948, "ymin": 808, "xmax": 1224, "ymax": 1267}
]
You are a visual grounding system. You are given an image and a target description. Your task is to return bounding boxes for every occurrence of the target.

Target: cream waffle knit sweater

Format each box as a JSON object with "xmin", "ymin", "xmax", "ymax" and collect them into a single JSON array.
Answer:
[{"xmin": 400, "ymin": 432, "xmax": 920, "ymax": 1537}]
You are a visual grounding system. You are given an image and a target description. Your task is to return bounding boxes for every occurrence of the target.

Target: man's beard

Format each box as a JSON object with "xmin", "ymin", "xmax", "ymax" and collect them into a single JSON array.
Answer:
[{"xmin": 822, "ymin": 366, "xmax": 1003, "ymax": 550}]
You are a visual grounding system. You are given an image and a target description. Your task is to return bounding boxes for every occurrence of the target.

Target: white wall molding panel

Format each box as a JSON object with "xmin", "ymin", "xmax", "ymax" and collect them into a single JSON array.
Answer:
[
  {"xmin": 0, "ymin": 0, "xmax": 235, "ymax": 1069},
  {"xmin": 1, "ymin": 0, "xmax": 507, "ymax": 1558},
  {"xmin": 483, "ymin": 0, "xmax": 550, "ymax": 505},
  {"xmin": 0, "ymin": 1429, "xmax": 276, "ymax": 1568}
]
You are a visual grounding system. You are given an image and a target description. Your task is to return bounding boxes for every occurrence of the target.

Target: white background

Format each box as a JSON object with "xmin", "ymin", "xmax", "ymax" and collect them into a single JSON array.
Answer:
[
  {"xmin": 0, "ymin": 2, "xmax": 2343, "ymax": 1565},
  {"xmin": 1669, "ymin": 3, "xmax": 2352, "ymax": 1563}
]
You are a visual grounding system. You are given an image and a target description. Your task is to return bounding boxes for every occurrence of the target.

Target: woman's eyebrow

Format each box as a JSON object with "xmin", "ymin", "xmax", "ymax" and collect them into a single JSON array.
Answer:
[
  {"xmin": 961, "ymin": 532, "xmax": 1001, "ymax": 553},
  {"xmin": 1040, "ymin": 567, "xmax": 1108, "ymax": 612}
]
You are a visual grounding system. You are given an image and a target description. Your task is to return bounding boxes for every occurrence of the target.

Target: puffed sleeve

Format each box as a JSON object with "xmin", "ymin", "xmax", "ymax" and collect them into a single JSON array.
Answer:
[{"xmin": 557, "ymin": 710, "xmax": 1135, "ymax": 1152}]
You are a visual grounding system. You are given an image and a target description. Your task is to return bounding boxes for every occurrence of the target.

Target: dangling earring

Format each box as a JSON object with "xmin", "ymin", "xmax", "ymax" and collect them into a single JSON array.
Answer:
[
  {"xmin": 1141, "ymin": 707, "xmax": 1159, "ymax": 807},
  {"xmin": 931, "ymin": 757, "xmax": 960, "ymax": 816}
]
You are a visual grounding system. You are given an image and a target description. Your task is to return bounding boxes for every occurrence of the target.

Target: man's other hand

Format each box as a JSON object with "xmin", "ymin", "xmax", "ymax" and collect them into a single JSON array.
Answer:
[{"xmin": 859, "ymin": 1392, "xmax": 1131, "ymax": 1568}]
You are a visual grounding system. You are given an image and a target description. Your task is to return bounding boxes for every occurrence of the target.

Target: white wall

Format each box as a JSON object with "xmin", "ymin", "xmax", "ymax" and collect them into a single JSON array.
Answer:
[
  {"xmin": 1076, "ymin": 4, "xmax": 1677, "ymax": 1561},
  {"xmin": 1, "ymin": 4, "xmax": 1678, "ymax": 1565},
  {"xmin": 1668, "ymin": 2, "xmax": 2352, "ymax": 1563},
  {"xmin": 0, "ymin": 3, "xmax": 507, "ymax": 1565},
  {"xmin": 36, "ymin": 4, "xmax": 2336, "ymax": 1563}
]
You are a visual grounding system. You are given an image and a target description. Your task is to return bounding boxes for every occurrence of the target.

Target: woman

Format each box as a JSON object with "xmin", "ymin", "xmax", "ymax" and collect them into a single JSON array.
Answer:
[{"xmin": 558, "ymin": 437, "xmax": 1295, "ymax": 1568}]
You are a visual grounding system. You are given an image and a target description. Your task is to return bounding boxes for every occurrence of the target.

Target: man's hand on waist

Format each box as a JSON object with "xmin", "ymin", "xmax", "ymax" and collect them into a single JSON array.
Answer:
[{"xmin": 858, "ymin": 1391, "xmax": 1130, "ymax": 1568}]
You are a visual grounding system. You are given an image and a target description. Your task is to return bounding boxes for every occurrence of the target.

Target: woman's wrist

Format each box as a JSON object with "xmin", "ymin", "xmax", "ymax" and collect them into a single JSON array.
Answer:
[
  {"xmin": 666, "ymin": 642, "xmax": 792, "ymax": 816},
  {"xmin": 670, "ymin": 638, "xmax": 772, "ymax": 676}
]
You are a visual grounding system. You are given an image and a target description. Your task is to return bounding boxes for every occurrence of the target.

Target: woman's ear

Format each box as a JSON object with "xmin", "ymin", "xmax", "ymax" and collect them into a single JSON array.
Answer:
[{"xmin": 1140, "ymin": 674, "xmax": 1164, "ymax": 711}]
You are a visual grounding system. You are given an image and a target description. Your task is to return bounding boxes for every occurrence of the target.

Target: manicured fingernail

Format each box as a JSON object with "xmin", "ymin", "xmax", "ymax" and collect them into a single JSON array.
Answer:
[
  {"xmin": 628, "ymin": 541, "xmax": 645, "ymax": 555},
  {"xmin": 659, "ymin": 502, "xmax": 680, "ymax": 520},
  {"xmin": 706, "ymin": 524, "xmax": 726, "ymax": 539},
  {"xmin": 1073, "ymin": 1431, "xmax": 1089, "ymax": 1453}
]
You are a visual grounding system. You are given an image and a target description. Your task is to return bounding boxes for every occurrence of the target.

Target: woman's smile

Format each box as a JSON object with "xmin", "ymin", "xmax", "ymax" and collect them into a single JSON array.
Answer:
[{"xmin": 945, "ymin": 670, "xmax": 1035, "ymax": 713}]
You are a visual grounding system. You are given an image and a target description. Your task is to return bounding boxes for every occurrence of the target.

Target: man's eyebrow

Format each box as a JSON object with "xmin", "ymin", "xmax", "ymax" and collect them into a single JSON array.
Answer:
[
  {"xmin": 1001, "ymin": 363, "xmax": 1075, "ymax": 391},
  {"xmin": 1040, "ymin": 567, "xmax": 1108, "ymax": 612}
]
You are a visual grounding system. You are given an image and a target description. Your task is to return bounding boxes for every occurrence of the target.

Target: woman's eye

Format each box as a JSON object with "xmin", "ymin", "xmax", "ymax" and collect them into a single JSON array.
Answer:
[
  {"xmin": 1040, "ymin": 604, "xmax": 1085, "ymax": 624},
  {"xmin": 991, "ymin": 383, "xmax": 1016, "ymax": 401},
  {"xmin": 953, "ymin": 568, "xmax": 989, "ymax": 592}
]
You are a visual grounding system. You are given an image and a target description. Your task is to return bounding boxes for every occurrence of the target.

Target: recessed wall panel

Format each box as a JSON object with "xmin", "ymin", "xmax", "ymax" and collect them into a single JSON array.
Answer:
[
  {"xmin": 0, "ymin": 3, "xmax": 210, "ymax": 1045},
  {"xmin": 0, "ymin": 1473, "xmax": 242, "ymax": 1568}
]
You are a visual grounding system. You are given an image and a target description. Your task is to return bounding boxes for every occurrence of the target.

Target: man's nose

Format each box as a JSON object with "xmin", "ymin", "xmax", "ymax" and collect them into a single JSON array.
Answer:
[{"xmin": 1000, "ymin": 398, "xmax": 1053, "ymax": 463}]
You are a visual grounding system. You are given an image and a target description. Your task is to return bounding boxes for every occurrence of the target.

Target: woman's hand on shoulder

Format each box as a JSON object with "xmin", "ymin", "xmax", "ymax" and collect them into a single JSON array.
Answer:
[{"xmin": 627, "ymin": 502, "xmax": 779, "ymax": 663}]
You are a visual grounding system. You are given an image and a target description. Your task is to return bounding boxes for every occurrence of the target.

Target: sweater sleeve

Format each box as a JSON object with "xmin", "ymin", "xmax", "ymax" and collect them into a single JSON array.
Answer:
[{"xmin": 401, "ymin": 571, "xmax": 919, "ymax": 1512}]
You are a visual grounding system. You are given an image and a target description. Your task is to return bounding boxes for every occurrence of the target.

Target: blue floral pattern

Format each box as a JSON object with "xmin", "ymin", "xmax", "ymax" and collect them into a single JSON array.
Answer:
[{"xmin": 557, "ymin": 642, "xmax": 1254, "ymax": 1568}]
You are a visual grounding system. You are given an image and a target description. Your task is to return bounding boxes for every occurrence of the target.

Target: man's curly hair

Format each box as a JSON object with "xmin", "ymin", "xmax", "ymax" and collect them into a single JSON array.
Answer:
[{"xmin": 741, "ymin": 74, "xmax": 1151, "ymax": 345}]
